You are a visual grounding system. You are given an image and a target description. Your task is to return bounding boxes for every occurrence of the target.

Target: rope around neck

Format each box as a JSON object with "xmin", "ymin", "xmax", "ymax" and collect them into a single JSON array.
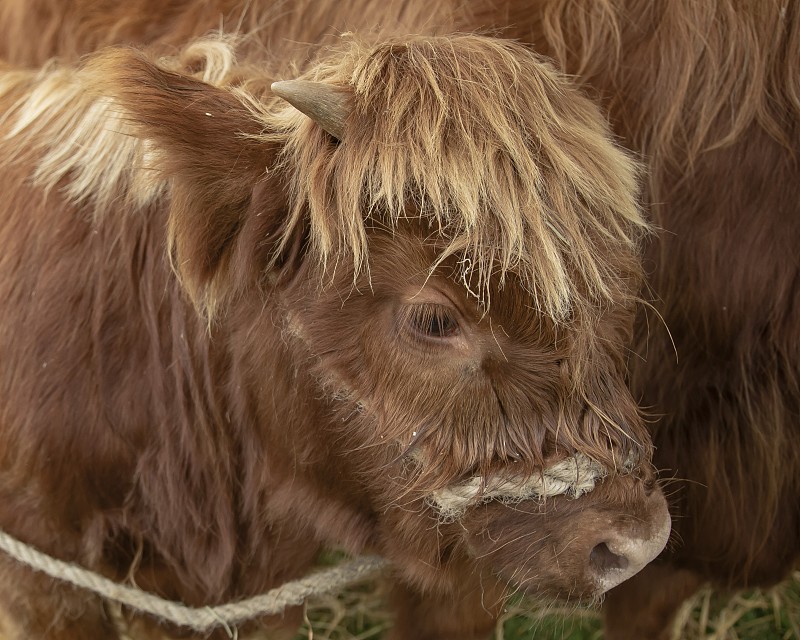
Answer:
[
  {"xmin": 0, "ymin": 453, "xmax": 610, "ymax": 634},
  {"xmin": 0, "ymin": 528, "xmax": 387, "ymax": 636}
]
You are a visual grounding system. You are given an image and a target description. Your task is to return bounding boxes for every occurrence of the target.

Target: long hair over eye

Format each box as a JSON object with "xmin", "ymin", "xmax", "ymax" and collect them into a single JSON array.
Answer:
[{"xmin": 403, "ymin": 303, "xmax": 460, "ymax": 341}]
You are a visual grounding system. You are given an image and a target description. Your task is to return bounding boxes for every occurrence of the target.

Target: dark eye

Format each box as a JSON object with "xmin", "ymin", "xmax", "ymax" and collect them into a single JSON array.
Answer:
[{"xmin": 406, "ymin": 303, "xmax": 460, "ymax": 339}]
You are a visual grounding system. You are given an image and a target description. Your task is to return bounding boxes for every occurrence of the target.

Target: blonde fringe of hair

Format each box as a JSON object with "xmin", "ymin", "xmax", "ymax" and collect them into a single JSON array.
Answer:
[{"xmin": 260, "ymin": 34, "xmax": 648, "ymax": 322}]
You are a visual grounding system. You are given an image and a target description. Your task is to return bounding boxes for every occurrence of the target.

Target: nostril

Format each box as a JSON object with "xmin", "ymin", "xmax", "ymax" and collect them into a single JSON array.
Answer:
[
  {"xmin": 590, "ymin": 542, "xmax": 629, "ymax": 573},
  {"xmin": 587, "ymin": 493, "xmax": 671, "ymax": 594}
]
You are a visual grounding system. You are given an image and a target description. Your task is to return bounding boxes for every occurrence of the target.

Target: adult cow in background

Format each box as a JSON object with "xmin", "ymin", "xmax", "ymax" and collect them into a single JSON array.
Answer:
[
  {"xmin": 0, "ymin": 1, "xmax": 671, "ymax": 639},
  {"xmin": 470, "ymin": 1, "xmax": 800, "ymax": 637}
]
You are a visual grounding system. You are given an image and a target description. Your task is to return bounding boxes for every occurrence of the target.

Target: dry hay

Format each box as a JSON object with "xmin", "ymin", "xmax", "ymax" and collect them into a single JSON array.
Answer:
[
  {"xmin": 296, "ymin": 571, "xmax": 800, "ymax": 640},
  {"xmin": 0, "ymin": 570, "xmax": 797, "ymax": 638},
  {"xmin": 670, "ymin": 571, "xmax": 800, "ymax": 640}
]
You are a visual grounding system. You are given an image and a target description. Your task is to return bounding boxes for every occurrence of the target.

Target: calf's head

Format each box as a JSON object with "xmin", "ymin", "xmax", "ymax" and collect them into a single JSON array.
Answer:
[{"xmin": 94, "ymin": 34, "xmax": 669, "ymax": 599}]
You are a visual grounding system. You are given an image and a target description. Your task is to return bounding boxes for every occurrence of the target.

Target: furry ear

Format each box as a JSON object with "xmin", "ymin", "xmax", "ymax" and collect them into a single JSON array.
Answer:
[{"xmin": 83, "ymin": 49, "xmax": 283, "ymax": 314}]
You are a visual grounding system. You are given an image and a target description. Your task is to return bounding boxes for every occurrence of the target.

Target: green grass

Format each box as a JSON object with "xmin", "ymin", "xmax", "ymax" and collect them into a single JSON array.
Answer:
[
  {"xmin": 497, "ymin": 604, "xmax": 602, "ymax": 640},
  {"xmin": 296, "ymin": 572, "xmax": 800, "ymax": 640}
]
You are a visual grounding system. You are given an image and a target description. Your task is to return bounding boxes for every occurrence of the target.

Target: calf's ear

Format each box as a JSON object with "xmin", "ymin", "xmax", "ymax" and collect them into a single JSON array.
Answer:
[{"xmin": 83, "ymin": 49, "xmax": 284, "ymax": 314}]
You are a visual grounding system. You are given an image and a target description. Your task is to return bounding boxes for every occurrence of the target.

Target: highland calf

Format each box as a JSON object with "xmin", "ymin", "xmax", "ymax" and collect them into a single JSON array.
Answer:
[{"xmin": 0, "ymin": 2, "xmax": 671, "ymax": 639}]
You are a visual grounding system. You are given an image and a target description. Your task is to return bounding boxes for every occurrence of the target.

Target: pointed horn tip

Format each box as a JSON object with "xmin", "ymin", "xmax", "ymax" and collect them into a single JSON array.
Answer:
[
  {"xmin": 270, "ymin": 80, "xmax": 292, "ymax": 98},
  {"xmin": 270, "ymin": 80, "xmax": 350, "ymax": 141}
]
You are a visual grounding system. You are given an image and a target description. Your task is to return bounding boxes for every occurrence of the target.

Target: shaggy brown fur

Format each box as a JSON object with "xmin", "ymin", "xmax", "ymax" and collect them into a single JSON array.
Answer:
[
  {"xmin": 0, "ymin": 0, "xmax": 461, "ymax": 67},
  {"xmin": 0, "ymin": 2, "xmax": 671, "ymax": 639},
  {"xmin": 470, "ymin": 0, "xmax": 800, "ymax": 637}
]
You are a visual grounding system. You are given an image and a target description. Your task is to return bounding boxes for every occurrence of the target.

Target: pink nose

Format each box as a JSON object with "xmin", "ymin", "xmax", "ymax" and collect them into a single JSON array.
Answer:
[
  {"xmin": 588, "ymin": 492, "xmax": 671, "ymax": 594},
  {"xmin": 460, "ymin": 472, "xmax": 672, "ymax": 600}
]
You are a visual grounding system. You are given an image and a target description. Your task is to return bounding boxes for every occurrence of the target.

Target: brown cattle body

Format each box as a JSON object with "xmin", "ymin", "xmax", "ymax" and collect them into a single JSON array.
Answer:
[
  {"xmin": 470, "ymin": 1, "xmax": 800, "ymax": 637},
  {"xmin": 0, "ymin": 1, "xmax": 672, "ymax": 639}
]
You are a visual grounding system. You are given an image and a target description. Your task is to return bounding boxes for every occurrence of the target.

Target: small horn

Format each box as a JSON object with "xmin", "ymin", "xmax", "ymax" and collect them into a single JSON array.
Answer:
[{"xmin": 271, "ymin": 80, "xmax": 351, "ymax": 140}]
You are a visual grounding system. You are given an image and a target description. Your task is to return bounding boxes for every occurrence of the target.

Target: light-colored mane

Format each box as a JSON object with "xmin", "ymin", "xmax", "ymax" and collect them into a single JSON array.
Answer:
[
  {"xmin": 260, "ymin": 35, "xmax": 647, "ymax": 322},
  {"xmin": 1, "ymin": 30, "xmax": 647, "ymax": 327}
]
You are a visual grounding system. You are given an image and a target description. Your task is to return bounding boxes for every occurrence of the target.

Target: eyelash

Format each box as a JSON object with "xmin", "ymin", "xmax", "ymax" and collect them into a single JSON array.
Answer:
[{"xmin": 404, "ymin": 303, "xmax": 460, "ymax": 340}]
